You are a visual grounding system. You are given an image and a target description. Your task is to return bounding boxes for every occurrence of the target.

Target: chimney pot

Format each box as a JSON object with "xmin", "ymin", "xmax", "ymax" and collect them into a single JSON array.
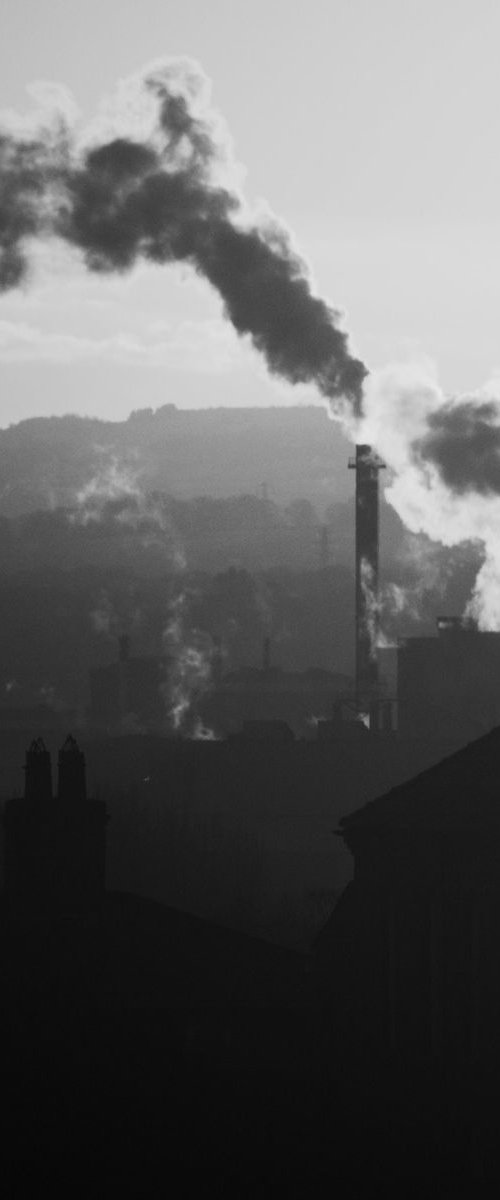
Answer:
[
  {"xmin": 57, "ymin": 734, "xmax": 87, "ymax": 803},
  {"xmin": 24, "ymin": 738, "xmax": 52, "ymax": 803}
]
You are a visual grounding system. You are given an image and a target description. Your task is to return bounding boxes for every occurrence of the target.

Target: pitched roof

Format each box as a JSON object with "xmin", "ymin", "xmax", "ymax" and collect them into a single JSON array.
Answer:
[
  {"xmin": 340, "ymin": 724, "xmax": 500, "ymax": 834},
  {"xmin": 0, "ymin": 890, "xmax": 307, "ymax": 1009}
]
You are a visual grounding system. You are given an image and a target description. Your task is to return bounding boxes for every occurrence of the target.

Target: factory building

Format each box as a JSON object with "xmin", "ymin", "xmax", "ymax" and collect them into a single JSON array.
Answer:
[
  {"xmin": 84, "ymin": 447, "xmax": 496, "ymax": 750},
  {"xmin": 202, "ymin": 641, "xmax": 352, "ymax": 739},
  {"xmin": 398, "ymin": 616, "xmax": 500, "ymax": 745},
  {"xmin": 346, "ymin": 448, "xmax": 500, "ymax": 748}
]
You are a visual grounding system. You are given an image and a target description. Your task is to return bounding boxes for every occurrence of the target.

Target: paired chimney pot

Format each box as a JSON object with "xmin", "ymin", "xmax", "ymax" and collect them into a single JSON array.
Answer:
[{"xmin": 23, "ymin": 735, "xmax": 87, "ymax": 803}]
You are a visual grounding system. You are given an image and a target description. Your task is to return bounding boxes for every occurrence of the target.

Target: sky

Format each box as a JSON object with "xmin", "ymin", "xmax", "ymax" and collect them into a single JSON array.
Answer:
[{"xmin": 1, "ymin": 0, "xmax": 500, "ymax": 426}]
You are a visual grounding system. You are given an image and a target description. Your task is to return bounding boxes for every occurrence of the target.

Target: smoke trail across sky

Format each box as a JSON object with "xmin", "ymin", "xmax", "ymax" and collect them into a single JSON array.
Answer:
[
  {"xmin": 4, "ymin": 58, "xmax": 500, "ymax": 626},
  {"xmin": 0, "ymin": 57, "xmax": 366, "ymax": 416}
]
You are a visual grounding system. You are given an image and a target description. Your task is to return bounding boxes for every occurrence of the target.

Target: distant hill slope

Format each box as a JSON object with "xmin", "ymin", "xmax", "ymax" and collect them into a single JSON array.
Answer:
[{"xmin": 0, "ymin": 404, "xmax": 353, "ymax": 516}]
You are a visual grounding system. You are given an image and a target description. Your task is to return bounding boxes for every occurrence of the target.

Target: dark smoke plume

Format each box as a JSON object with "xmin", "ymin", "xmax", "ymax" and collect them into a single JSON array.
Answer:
[
  {"xmin": 0, "ymin": 132, "xmax": 61, "ymax": 289},
  {"xmin": 417, "ymin": 399, "xmax": 500, "ymax": 496},
  {"xmin": 0, "ymin": 62, "xmax": 366, "ymax": 412}
]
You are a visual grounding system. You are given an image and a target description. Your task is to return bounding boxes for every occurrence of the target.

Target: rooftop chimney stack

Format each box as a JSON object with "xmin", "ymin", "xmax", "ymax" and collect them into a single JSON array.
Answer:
[
  {"xmin": 24, "ymin": 738, "xmax": 52, "ymax": 803},
  {"xmin": 57, "ymin": 734, "xmax": 87, "ymax": 803},
  {"xmin": 4, "ymin": 737, "xmax": 108, "ymax": 929},
  {"xmin": 348, "ymin": 444, "xmax": 386, "ymax": 713}
]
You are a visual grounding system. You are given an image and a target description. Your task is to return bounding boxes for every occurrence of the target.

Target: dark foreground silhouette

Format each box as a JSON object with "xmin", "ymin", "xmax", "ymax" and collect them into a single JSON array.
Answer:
[
  {"xmin": 3, "ymin": 734, "xmax": 500, "ymax": 1190},
  {"xmin": 1, "ymin": 890, "xmax": 472, "ymax": 1194}
]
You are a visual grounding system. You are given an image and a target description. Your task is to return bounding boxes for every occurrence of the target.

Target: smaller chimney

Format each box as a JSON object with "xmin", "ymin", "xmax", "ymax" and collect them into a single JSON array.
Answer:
[
  {"xmin": 58, "ymin": 735, "xmax": 87, "ymax": 803},
  {"xmin": 24, "ymin": 738, "xmax": 52, "ymax": 803},
  {"xmin": 4, "ymin": 739, "xmax": 109, "ymax": 932}
]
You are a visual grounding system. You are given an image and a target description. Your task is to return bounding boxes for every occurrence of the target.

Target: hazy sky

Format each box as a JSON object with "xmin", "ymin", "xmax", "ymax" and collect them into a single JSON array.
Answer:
[{"xmin": 1, "ymin": 0, "xmax": 500, "ymax": 426}]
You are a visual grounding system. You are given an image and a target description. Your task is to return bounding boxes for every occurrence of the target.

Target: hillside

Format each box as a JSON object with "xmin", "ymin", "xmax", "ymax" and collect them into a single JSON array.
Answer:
[{"xmin": 0, "ymin": 404, "xmax": 354, "ymax": 517}]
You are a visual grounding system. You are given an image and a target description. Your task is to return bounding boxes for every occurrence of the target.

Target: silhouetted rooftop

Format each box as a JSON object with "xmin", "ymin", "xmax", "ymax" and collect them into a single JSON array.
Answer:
[
  {"xmin": 340, "ymin": 724, "xmax": 500, "ymax": 833},
  {"xmin": 0, "ymin": 889, "xmax": 308, "ymax": 1010}
]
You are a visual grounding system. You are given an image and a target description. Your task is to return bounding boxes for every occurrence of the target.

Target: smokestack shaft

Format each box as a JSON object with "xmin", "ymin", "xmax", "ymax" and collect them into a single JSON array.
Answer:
[{"xmin": 349, "ymin": 445, "xmax": 385, "ymax": 710}]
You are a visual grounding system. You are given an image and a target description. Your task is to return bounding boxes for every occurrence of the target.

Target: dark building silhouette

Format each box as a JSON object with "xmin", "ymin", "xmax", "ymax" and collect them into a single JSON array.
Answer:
[
  {"xmin": 315, "ymin": 724, "xmax": 500, "ymax": 1132},
  {"xmin": 309, "ymin": 728, "xmax": 500, "ymax": 1183},
  {"xmin": 0, "ymin": 738, "xmax": 310, "ymax": 1032},
  {"xmin": 3, "ymin": 735, "xmax": 108, "ymax": 926},
  {"xmin": 0, "ymin": 739, "xmax": 317, "ymax": 1188},
  {"xmin": 202, "ymin": 646, "xmax": 352, "ymax": 739},
  {"xmin": 317, "ymin": 699, "xmax": 372, "ymax": 740},
  {"xmin": 3, "ymin": 732, "xmax": 496, "ymax": 1184},
  {"xmin": 398, "ymin": 615, "xmax": 500, "ymax": 744},
  {"xmin": 228, "ymin": 718, "xmax": 296, "ymax": 743}
]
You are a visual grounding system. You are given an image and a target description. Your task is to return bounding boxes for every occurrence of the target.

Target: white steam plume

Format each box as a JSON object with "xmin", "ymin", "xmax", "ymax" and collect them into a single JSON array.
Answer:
[
  {"xmin": 357, "ymin": 364, "xmax": 500, "ymax": 631},
  {"xmin": 161, "ymin": 591, "xmax": 215, "ymax": 736}
]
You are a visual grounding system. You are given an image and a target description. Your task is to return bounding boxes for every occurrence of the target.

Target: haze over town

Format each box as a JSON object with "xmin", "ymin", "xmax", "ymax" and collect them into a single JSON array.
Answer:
[{"xmin": 3, "ymin": 3, "xmax": 500, "ymax": 1189}]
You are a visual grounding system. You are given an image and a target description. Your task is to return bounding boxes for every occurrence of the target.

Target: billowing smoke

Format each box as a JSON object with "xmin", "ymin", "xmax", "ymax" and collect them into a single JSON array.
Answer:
[
  {"xmin": 0, "ymin": 58, "xmax": 366, "ymax": 415},
  {"xmin": 417, "ymin": 399, "xmax": 500, "ymax": 496},
  {"xmin": 359, "ymin": 366, "xmax": 500, "ymax": 631},
  {"xmin": 6, "ymin": 60, "xmax": 500, "ymax": 626}
]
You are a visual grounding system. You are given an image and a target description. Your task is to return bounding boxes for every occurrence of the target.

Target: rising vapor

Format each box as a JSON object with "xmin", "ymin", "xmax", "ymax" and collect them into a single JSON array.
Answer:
[
  {"xmin": 5, "ymin": 59, "xmax": 500, "ymax": 626},
  {"xmin": 0, "ymin": 58, "xmax": 366, "ymax": 414},
  {"xmin": 359, "ymin": 366, "xmax": 500, "ymax": 630}
]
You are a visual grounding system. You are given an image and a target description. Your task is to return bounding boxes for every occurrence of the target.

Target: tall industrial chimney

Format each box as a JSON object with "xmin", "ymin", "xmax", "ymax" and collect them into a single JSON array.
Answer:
[{"xmin": 348, "ymin": 444, "xmax": 385, "ymax": 713}]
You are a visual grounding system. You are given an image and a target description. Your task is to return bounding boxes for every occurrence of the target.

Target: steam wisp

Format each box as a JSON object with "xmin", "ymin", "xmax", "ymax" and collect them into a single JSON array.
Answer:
[
  {"xmin": 162, "ymin": 590, "xmax": 215, "ymax": 736},
  {"xmin": 359, "ymin": 367, "xmax": 500, "ymax": 631}
]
